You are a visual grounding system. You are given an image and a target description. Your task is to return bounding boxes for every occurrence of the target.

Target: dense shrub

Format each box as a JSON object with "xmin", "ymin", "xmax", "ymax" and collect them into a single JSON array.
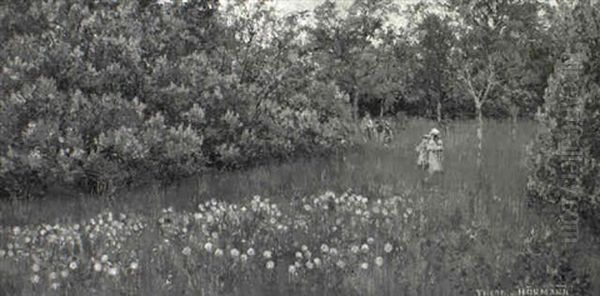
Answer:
[
  {"xmin": 526, "ymin": 2, "xmax": 600, "ymax": 234},
  {"xmin": 0, "ymin": 0, "xmax": 355, "ymax": 199}
]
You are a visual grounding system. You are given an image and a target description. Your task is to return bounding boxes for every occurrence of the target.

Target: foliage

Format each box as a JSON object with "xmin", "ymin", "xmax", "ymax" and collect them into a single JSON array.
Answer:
[
  {"xmin": 527, "ymin": 1, "xmax": 600, "ymax": 235},
  {"xmin": 413, "ymin": 12, "xmax": 455, "ymax": 121},
  {"xmin": 308, "ymin": 0, "xmax": 414, "ymax": 119},
  {"xmin": 0, "ymin": 0, "xmax": 593, "ymax": 201},
  {"xmin": 0, "ymin": 0, "xmax": 355, "ymax": 199}
]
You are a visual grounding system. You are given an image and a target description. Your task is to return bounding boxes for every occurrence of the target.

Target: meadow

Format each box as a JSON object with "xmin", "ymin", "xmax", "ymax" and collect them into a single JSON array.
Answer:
[{"xmin": 0, "ymin": 119, "xmax": 598, "ymax": 295}]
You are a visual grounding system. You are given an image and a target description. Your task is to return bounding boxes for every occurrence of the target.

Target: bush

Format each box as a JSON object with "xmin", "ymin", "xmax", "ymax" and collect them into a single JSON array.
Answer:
[
  {"xmin": 526, "ymin": 3, "xmax": 600, "ymax": 235},
  {"xmin": 0, "ymin": 0, "xmax": 356, "ymax": 199}
]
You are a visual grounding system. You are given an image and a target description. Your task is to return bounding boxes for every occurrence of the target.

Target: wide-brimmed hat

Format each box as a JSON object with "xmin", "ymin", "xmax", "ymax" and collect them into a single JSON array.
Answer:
[{"xmin": 429, "ymin": 128, "xmax": 440, "ymax": 135}]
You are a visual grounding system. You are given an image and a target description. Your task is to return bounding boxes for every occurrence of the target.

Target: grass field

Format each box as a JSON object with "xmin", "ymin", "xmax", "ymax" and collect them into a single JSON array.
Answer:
[
  {"xmin": 1, "ymin": 119, "xmax": 536, "ymax": 225},
  {"xmin": 1, "ymin": 119, "xmax": 598, "ymax": 295}
]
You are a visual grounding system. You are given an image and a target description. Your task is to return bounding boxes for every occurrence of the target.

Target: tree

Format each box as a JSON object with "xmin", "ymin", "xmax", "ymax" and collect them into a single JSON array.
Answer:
[
  {"xmin": 528, "ymin": 0, "xmax": 600, "ymax": 236},
  {"xmin": 367, "ymin": 27, "xmax": 418, "ymax": 117},
  {"xmin": 495, "ymin": 0, "xmax": 553, "ymax": 139},
  {"xmin": 0, "ymin": 0, "xmax": 357, "ymax": 199},
  {"xmin": 415, "ymin": 12, "xmax": 455, "ymax": 122},
  {"xmin": 309, "ymin": 0, "xmax": 399, "ymax": 119},
  {"xmin": 449, "ymin": 0, "xmax": 501, "ymax": 168},
  {"xmin": 449, "ymin": 0, "xmax": 546, "ymax": 167}
]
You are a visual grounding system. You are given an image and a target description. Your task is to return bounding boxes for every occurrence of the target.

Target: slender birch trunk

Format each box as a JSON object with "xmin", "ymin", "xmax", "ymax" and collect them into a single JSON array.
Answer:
[
  {"xmin": 510, "ymin": 104, "xmax": 518, "ymax": 141},
  {"xmin": 475, "ymin": 101, "xmax": 483, "ymax": 170},
  {"xmin": 436, "ymin": 99, "xmax": 442, "ymax": 123}
]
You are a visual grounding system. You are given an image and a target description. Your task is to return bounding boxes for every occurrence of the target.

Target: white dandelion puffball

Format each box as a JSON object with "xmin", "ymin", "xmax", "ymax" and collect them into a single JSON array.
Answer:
[
  {"xmin": 375, "ymin": 256, "xmax": 384, "ymax": 267},
  {"xmin": 69, "ymin": 261, "xmax": 78, "ymax": 270},
  {"xmin": 94, "ymin": 263, "xmax": 103, "ymax": 272},
  {"xmin": 108, "ymin": 267, "xmax": 119, "ymax": 276},
  {"xmin": 329, "ymin": 248, "xmax": 338, "ymax": 256},
  {"xmin": 351, "ymin": 245, "xmax": 359, "ymax": 253},
  {"xmin": 313, "ymin": 258, "xmax": 322, "ymax": 266},
  {"xmin": 288, "ymin": 265, "xmax": 296, "ymax": 274},
  {"xmin": 263, "ymin": 250, "xmax": 272, "ymax": 259},
  {"xmin": 215, "ymin": 248, "xmax": 224, "ymax": 257},
  {"xmin": 49, "ymin": 272, "xmax": 58, "ymax": 280},
  {"xmin": 336, "ymin": 260, "xmax": 346, "ymax": 269},
  {"xmin": 295, "ymin": 251, "xmax": 303, "ymax": 259},
  {"xmin": 204, "ymin": 242, "xmax": 213, "ymax": 252},
  {"xmin": 247, "ymin": 248, "xmax": 255, "ymax": 256},
  {"xmin": 306, "ymin": 261, "xmax": 314, "ymax": 269},
  {"xmin": 60, "ymin": 270, "xmax": 69, "ymax": 278},
  {"xmin": 230, "ymin": 248, "xmax": 240, "ymax": 257},
  {"xmin": 320, "ymin": 244, "xmax": 329, "ymax": 253},
  {"xmin": 130, "ymin": 262, "xmax": 139, "ymax": 270},
  {"xmin": 384, "ymin": 243, "xmax": 393, "ymax": 253},
  {"xmin": 182, "ymin": 246, "xmax": 192, "ymax": 256},
  {"xmin": 361, "ymin": 262, "xmax": 369, "ymax": 270},
  {"xmin": 301, "ymin": 245, "xmax": 308, "ymax": 252},
  {"xmin": 361, "ymin": 244, "xmax": 369, "ymax": 253},
  {"xmin": 241, "ymin": 254, "xmax": 248, "ymax": 262},
  {"xmin": 30, "ymin": 274, "xmax": 40, "ymax": 284},
  {"xmin": 266, "ymin": 260, "xmax": 275, "ymax": 269},
  {"xmin": 101, "ymin": 254, "xmax": 109, "ymax": 263},
  {"xmin": 32, "ymin": 264, "xmax": 40, "ymax": 273},
  {"xmin": 51, "ymin": 282, "xmax": 60, "ymax": 290},
  {"xmin": 367, "ymin": 237, "xmax": 375, "ymax": 244}
]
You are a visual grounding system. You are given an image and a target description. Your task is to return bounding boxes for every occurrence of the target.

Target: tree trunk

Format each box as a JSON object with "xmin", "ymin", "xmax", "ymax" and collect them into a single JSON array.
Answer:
[
  {"xmin": 436, "ymin": 99, "xmax": 442, "ymax": 123},
  {"xmin": 476, "ymin": 102, "xmax": 483, "ymax": 170},
  {"xmin": 510, "ymin": 105, "xmax": 519, "ymax": 141},
  {"xmin": 351, "ymin": 88, "xmax": 359, "ymax": 120}
]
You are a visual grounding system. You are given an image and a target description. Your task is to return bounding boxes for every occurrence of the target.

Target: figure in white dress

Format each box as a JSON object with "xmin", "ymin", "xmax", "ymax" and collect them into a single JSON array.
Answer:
[
  {"xmin": 420, "ymin": 128, "xmax": 443, "ymax": 186},
  {"xmin": 426, "ymin": 128, "xmax": 444, "ymax": 175}
]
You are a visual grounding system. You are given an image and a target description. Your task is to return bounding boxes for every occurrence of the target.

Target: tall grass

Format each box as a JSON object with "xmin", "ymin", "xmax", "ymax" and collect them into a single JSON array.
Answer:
[
  {"xmin": 1, "ymin": 119, "xmax": 598, "ymax": 295},
  {"xmin": 1, "ymin": 119, "xmax": 537, "ymax": 225}
]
